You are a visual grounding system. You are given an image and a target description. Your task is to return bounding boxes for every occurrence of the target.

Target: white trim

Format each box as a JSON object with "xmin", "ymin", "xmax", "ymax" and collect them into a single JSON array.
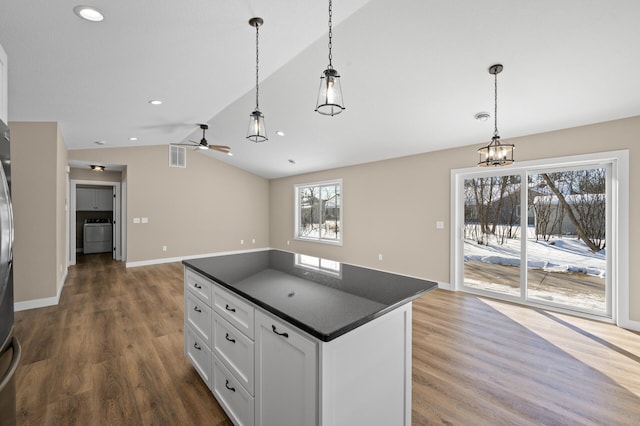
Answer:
[
  {"xmin": 293, "ymin": 179, "xmax": 343, "ymax": 246},
  {"xmin": 125, "ymin": 247, "xmax": 271, "ymax": 268},
  {"xmin": 69, "ymin": 178, "xmax": 124, "ymax": 265},
  {"xmin": 451, "ymin": 149, "xmax": 630, "ymax": 326},
  {"xmin": 15, "ymin": 269, "xmax": 66, "ymax": 312}
]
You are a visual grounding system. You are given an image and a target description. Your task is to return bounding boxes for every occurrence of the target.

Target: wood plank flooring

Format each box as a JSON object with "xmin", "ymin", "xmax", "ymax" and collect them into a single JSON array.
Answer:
[{"xmin": 14, "ymin": 254, "xmax": 640, "ymax": 425}]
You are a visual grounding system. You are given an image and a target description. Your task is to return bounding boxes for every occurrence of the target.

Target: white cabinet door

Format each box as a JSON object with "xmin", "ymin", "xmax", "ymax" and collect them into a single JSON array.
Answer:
[
  {"xmin": 0, "ymin": 41, "xmax": 7, "ymax": 123},
  {"xmin": 76, "ymin": 187, "xmax": 96, "ymax": 210},
  {"xmin": 95, "ymin": 187, "xmax": 113, "ymax": 210},
  {"xmin": 254, "ymin": 310, "xmax": 317, "ymax": 426},
  {"xmin": 76, "ymin": 187, "xmax": 113, "ymax": 211}
]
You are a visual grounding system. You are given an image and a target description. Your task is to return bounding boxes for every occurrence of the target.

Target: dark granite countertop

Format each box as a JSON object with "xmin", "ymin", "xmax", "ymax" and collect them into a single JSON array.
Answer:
[{"xmin": 183, "ymin": 250, "xmax": 437, "ymax": 342}]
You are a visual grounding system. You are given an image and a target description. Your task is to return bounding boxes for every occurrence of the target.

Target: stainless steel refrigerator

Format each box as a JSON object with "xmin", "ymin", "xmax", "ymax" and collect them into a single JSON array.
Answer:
[{"xmin": 0, "ymin": 118, "xmax": 20, "ymax": 426}]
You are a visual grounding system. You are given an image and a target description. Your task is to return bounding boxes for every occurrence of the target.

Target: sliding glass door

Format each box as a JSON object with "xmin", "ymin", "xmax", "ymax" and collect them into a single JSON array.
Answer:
[{"xmin": 456, "ymin": 155, "xmax": 614, "ymax": 319}]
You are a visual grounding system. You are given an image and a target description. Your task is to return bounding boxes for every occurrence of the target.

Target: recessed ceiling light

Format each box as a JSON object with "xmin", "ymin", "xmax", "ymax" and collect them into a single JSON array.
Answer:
[
  {"xmin": 94, "ymin": 140, "xmax": 106, "ymax": 145},
  {"xmin": 276, "ymin": 130, "xmax": 285, "ymax": 137},
  {"xmin": 129, "ymin": 137, "xmax": 138, "ymax": 141},
  {"xmin": 73, "ymin": 6, "xmax": 104, "ymax": 22},
  {"xmin": 148, "ymin": 100, "xmax": 163, "ymax": 105},
  {"xmin": 474, "ymin": 112, "xmax": 491, "ymax": 122}
]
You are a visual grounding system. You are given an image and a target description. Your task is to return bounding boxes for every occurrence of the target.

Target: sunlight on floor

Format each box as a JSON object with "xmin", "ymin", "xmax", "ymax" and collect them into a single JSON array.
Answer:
[{"xmin": 479, "ymin": 297, "xmax": 640, "ymax": 398}]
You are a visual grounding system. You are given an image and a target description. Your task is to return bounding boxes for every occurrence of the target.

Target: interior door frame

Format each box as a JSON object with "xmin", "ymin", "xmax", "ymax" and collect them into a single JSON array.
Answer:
[{"xmin": 69, "ymin": 179, "xmax": 123, "ymax": 265}]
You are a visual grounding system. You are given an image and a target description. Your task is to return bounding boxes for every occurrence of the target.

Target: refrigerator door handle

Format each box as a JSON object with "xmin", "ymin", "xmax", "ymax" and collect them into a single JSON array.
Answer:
[{"xmin": 0, "ymin": 337, "xmax": 21, "ymax": 393}]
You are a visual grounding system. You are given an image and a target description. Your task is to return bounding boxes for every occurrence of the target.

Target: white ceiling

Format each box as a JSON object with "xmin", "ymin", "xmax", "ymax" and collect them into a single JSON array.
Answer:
[{"xmin": 1, "ymin": 0, "xmax": 639, "ymax": 179}]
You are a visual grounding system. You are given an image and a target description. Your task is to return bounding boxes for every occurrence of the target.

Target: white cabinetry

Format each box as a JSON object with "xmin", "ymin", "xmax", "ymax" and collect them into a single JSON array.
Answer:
[
  {"xmin": 184, "ymin": 266, "xmax": 413, "ymax": 426},
  {"xmin": 77, "ymin": 187, "xmax": 113, "ymax": 211},
  {"xmin": 254, "ymin": 310, "xmax": 317, "ymax": 426},
  {"xmin": 0, "ymin": 41, "xmax": 7, "ymax": 123}
]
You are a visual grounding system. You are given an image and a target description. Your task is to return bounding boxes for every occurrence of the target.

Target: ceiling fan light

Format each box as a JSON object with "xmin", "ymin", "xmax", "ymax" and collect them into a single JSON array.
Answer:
[
  {"xmin": 247, "ymin": 110, "xmax": 267, "ymax": 143},
  {"xmin": 315, "ymin": 68, "xmax": 345, "ymax": 116}
]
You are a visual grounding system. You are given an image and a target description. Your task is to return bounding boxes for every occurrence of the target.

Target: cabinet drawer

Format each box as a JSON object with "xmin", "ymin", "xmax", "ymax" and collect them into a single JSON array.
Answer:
[
  {"xmin": 185, "ymin": 269, "xmax": 212, "ymax": 306},
  {"xmin": 213, "ymin": 286, "xmax": 254, "ymax": 339},
  {"xmin": 213, "ymin": 313, "xmax": 255, "ymax": 395},
  {"xmin": 213, "ymin": 354, "xmax": 255, "ymax": 426},
  {"xmin": 186, "ymin": 326, "xmax": 212, "ymax": 390},
  {"xmin": 186, "ymin": 292, "xmax": 212, "ymax": 347}
]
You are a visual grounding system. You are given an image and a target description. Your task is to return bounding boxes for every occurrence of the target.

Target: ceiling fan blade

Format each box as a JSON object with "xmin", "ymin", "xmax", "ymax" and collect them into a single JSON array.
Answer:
[{"xmin": 210, "ymin": 145, "xmax": 231, "ymax": 153}]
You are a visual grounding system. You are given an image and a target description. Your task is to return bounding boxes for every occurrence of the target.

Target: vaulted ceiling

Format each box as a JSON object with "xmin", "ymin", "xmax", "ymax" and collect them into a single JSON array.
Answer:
[{"xmin": 1, "ymin": 0, "xmax": 639, "ymax": 178}]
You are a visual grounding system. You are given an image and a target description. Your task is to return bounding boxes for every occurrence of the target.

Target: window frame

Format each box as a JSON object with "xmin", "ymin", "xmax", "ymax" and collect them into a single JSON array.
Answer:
[
  {"xmin": 294, "ymin": 179, "xmax": 343, "ymax": 245},
  {"xmin": 451, "ymin": 150, "xmax": 629, "ymax": 325}
]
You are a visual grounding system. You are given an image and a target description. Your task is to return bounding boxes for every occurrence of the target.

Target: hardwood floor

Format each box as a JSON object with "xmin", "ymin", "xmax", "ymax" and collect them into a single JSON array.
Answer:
[{"xmin": 14, "ymin": 255, "xmax": 640, "ymax": 425}]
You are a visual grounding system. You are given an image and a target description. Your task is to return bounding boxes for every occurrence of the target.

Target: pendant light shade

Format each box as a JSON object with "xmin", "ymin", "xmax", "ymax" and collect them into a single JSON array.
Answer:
[
  {"xmin": 316, "ymin": 68, "xmax": 344, "ymax": 116},
  {"xmin": 478, "ymin": 64, "xmax": 514, "ymax": 167},
  {"xmin": 246, "ymin": 17, "xmax": 268, "ymax": 143},
  {"xmin": 247, "ymin": 110, "xmax": 267, "ymax": 143},
  {"xmin": 315, "ymin": 0, "xmax": 345, "ymax": 116}
]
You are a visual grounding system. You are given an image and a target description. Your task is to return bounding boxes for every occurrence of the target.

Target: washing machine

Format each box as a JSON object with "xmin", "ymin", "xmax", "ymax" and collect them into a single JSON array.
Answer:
[{"xmin": 83, "ymin": 218, "xmax": 113, "ymax": 254}]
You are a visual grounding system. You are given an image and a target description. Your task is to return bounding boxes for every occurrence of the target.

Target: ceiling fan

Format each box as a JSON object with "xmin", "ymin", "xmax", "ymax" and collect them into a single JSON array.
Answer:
[{"xmin": 176, "ymin": 124, "xmax": 231, "ymax": 154}]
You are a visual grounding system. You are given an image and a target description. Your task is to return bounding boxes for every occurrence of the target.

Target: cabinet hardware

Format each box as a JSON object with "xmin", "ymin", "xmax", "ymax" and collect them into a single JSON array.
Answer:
[
  {"xmin": 225, "ymin": 304, "xmax": 236, "ymax": 313},
  {"xmin": 194, "ymin": 342, "xmax": 201, "ymax": 350},
  {"xmin": 194, "ymin": 306, "xmax": 202, "ymax": 313},
  {"xmin": 225, "ymin": 333, "xmax": 236, "ymax": 343},
  {"xmin": 225, "ymin": 379, "xmax": 236, "ymax": 392},
  {"xmin": 272, "ymin": 325, "xmax": 289, "ymax": 338},
  {"xmin": 194, "ymin": 283, "xmax": 202, "ymax": 289}
]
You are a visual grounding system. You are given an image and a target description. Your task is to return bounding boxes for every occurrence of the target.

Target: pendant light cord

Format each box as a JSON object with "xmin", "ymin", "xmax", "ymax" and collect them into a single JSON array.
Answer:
[
  {"xmin": 255, "ymin": 22, "xmax": 260, "ymax": 111},
  {"xmin": 327, "ymin": 0, "xmax": 333, "ymax": 69},
  {"xmin": 493, "ymin": 70, "xmax": 499, "ymax": 139}
]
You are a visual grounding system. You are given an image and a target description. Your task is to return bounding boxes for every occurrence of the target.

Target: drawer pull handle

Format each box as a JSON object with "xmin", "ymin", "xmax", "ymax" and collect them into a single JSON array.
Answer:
[
  {"xmin": 225, "ymin": 380, "xmax": 236, "ymax": 392},
  {"xmin": 193, "ymin": 342, "xmax": 201, "ymax": 350},
  {"xmin": 225, "ymin": 304, "xmax": 236, "ymax": 313},
  {"xmin": 194, "ymin": 283, "xmax": 202, "ymax": 289},
  {"xmin": 225, "ymin": 333, "xmax": 236, "ymax": 344},
  {"xmin": 194, "ymin": 306, "xmax": 202, "ymax": 313},
  {"xmin": 272, "ymin": 325, "xmax": 289, "ymax": 338}
]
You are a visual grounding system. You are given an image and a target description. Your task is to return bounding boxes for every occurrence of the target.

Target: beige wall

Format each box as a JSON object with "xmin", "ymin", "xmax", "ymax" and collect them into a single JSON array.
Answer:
[
  {"xmin": 69, "ymin": 145, "xmax": 270, "ymax": 262},
  {"xmin": 10, "ymin": 122, "xmax": 67, "ymax": 303},
  {"xmin": 69, "ymin": 168, "xmax": 122, "ymax": 182},
  {"xmin": 270, "ymin": 116, "xmax": 640, "ymax": 321}
]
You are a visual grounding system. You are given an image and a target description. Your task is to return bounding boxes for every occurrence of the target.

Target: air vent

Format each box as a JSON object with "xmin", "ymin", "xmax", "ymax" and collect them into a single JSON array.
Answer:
[{"xmin": 169, "ymin": 145, "xmax": 186, "ymax": 168}]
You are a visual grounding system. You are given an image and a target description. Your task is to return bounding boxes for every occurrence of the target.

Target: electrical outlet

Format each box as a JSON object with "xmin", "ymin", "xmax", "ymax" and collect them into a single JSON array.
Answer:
[
  {"xmin": 436, "ymin": 221, "xmax": 445, "ymax": 229},
  {"xmin": 378, "ymin": 254, "xmax": 383, "ymax": 261},
  {"xmin": 162, "ymin": 245, "xmax": 167, "ymax": 252},
  {"xmin": 240, "ymin": 239, "xmax": 244, "ymax": 245},
  {"xmin": 252, "ymin": 238, "xmax": 256, "ymax": 244},
  {"xmin": 287, "ymin": 240, "xmax": 290, "ymax": 245}
]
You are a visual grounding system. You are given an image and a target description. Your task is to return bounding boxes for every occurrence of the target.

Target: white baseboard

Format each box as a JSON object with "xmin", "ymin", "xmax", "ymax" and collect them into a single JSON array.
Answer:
[
  {"xmin": 437, "ymin": 281, "xmax": 452, "ymax": 290},
  {"xmin": 125, "ymin": 247, "xmax": 271, "ymax": 268},
  {"xmin": 14, "ymin": 268, "xmax": 67, "ymax": 312}
]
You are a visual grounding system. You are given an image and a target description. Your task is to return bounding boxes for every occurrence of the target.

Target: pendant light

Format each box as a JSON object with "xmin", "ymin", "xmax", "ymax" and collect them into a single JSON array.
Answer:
[
  {"xmin": 247, "ymin": 17, "xmax": 267, "ymax": 143},
  {"xmin": 478, "ymin": 64, "xmax": 514, "ymax": 167},
  {"xmin": 315, "ymin": 0, "xmax": 345, "ymax": 116}
]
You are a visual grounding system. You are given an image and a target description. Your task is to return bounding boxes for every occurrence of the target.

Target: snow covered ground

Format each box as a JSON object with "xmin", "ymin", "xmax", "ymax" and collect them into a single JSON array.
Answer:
[{"xmin": 464, "ymin": 235, "xmax": 606, "ymax": 278}]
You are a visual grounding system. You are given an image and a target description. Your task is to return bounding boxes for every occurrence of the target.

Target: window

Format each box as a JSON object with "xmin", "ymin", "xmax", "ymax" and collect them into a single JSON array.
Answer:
[
  {"xmin": 452, "ymin": 150, "xmax": 629, "ymax": 322},
  {"xmin": 295, "ymin": 180, "xmax": 342, "ymax": 244}
]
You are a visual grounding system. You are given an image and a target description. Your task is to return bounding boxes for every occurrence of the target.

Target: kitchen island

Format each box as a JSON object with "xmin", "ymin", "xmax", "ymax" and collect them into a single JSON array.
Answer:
[{"xmin": 183, "ymin": 250, "xmax": 437, "ymax": 426}]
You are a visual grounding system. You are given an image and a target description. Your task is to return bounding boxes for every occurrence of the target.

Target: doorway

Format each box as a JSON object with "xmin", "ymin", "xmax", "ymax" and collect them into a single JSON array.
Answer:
[
  {"xmin": 451, "ymin": 150, "xmax": 629, "ymax": 323},
  {"xmin": 69, "ymin": 179, "xmax": 124, "ymax": 266}
]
